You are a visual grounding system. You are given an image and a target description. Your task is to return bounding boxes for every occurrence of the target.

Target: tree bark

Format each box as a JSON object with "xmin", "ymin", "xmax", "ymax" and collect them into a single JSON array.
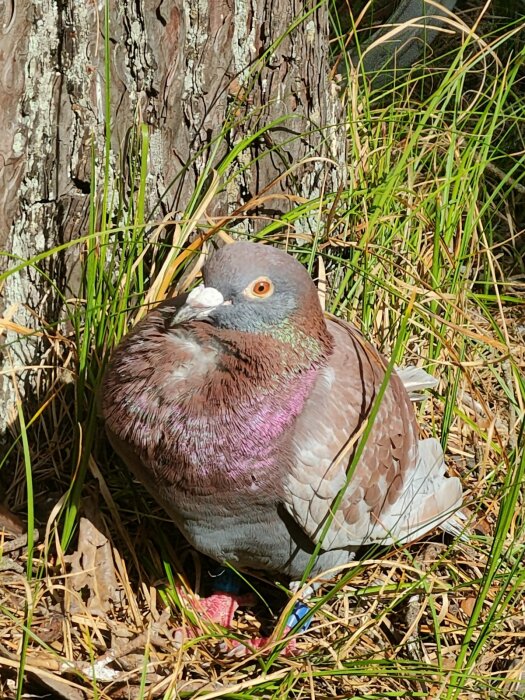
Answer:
[{"xmin": 0, "ymin": 0, "xmax": 345, "ymax": 436}]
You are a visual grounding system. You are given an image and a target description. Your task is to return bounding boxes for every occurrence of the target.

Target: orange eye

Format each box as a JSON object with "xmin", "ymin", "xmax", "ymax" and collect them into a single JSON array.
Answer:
[{"xmin": 249, "ymin": 277, "xmax": 274, "ymax": 298}]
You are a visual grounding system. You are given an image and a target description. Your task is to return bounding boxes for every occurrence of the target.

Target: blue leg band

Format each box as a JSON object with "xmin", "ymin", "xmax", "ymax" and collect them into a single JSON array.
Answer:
[{"xmin": 285, "ymin": 601, "xmax": 313, "ymax": 632}]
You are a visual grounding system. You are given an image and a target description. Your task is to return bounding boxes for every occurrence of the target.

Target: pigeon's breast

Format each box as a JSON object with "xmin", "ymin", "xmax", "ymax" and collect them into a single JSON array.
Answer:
[{"xmin": 165, "ymin": 330, "xmax": 218, "ymax": 381}]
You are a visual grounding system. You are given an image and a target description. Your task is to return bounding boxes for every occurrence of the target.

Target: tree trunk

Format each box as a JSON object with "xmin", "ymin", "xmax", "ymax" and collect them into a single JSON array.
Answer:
[{"xmin": 0, "ymin": 0, "xmax": 345, "ymax": 437}]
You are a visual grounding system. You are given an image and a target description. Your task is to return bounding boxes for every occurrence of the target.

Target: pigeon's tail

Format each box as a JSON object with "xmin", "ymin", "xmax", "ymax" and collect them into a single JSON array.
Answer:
[
  {"xmin": 439, "ymin": 509, "xmax": 469, "ymax": 541},
  {"xmin": 396, "ymin": 366, "xmax": 439, "ymax": 401},
  {"xmin": 386, "ymin": 437, "xmax": 464, "ymax": 544},
  {"xmin": 396, "ymin": 368, "xmax": 470, "ymax": 540}
]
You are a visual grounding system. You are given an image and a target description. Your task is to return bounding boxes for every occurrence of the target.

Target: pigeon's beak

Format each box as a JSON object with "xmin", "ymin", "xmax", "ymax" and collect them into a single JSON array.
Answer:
[{"xmin": 171, "ymin": 285, "xmax": 230, "ymax": 325}]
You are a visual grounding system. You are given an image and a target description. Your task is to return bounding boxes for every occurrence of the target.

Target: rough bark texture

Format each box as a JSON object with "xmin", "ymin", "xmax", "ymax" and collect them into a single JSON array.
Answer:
[{"xmin": 0, "ymin": 0, "xmax": 345, "ymax": 437}]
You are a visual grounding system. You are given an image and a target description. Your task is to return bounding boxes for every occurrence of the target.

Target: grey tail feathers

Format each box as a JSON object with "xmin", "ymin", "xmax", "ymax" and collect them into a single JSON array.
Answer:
[
  {"xmin": 439, "ymin": 509, "xmax": 470, "ymax": 542},
  {"xmin": 396, "ymin": 366, "xmax": 439, "ymax": 401},
  {"xmin": 397, "ymin": 367, "xmax": 471, "ymax": 542}
]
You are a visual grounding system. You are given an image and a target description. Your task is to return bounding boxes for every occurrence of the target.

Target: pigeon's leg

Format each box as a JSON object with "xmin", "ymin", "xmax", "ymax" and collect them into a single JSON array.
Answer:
[
  {"xmin": 180, "ymin": 573, "xmax": 317, "ymax": 656},
  {"xmin": 225, "ymin": 582, "xmax": 320, "ymax": 657},
  {"xmin": 284, "ymin": 582, "xmax": 319, "ymax": 634},
  {"xmin": 193, "ymin": 568, "xmax": 256, "ymax": 628},
  {"xmin": 191, "ymin": 591, "xmax": 254, "ymax": 628}
]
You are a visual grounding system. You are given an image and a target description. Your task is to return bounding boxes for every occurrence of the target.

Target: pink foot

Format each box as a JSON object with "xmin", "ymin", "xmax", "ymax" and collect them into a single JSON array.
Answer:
[
  {"xmin": 192, "ymin": 591, "xmax": 256, "ymax": 627},
  {"xmin": 174, "ymin": 590, "xmax": 257, "ymax": 646},
  {"xmin": 175, "ymin": 591, "xmax": 299, "ymax": 657}
]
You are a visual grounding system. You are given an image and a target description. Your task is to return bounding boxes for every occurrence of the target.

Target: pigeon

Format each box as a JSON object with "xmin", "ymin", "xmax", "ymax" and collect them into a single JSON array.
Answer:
[{"xmin": 101, "ymin": 241, "xmax": 462, "ymax": 649}]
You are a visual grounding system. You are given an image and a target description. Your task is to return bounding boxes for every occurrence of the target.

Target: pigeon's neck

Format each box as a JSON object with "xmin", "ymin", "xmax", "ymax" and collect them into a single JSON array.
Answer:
[
  {"xmin": 210, "ymin": 310, "xmax": 333, "ymax": 373},
  {"xmin": 264, "ymin": 319, "xmax": 327, "ymax": 365},
  {"xmin": 206, "ymin": 320, "xmax": 330, "ymax": 383}
]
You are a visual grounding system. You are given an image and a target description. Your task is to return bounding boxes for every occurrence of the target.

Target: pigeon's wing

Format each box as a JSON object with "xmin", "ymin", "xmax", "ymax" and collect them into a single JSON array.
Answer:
[{"xmin": 284, "ymin": 316, "xmax": 462, "ymax": 551}]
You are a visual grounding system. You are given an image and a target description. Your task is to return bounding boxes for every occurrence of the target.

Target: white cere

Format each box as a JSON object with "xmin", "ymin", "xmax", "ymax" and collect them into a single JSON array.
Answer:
[{"xmin": 187, "ymin": 285, "xmax": 224, "ymax": 308}]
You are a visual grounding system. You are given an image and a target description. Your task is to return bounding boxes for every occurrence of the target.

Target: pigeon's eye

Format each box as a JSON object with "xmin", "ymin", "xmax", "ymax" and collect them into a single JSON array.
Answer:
[{"xmin": 246, "ymin": 277, "xmax": 274, "ymax": 298}]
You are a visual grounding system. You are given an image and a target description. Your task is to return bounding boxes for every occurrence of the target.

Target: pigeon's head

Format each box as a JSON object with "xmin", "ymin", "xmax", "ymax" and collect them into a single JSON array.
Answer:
[{"xmin": 172, "ymin": 242, "xmax": 331, "ymax": 351}]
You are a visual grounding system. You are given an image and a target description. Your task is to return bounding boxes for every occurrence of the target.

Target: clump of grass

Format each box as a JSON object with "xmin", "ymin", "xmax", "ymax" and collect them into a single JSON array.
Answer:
[{"xmin": 1, "ymin": 4, "xmax": 524, "ymax": 699}]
